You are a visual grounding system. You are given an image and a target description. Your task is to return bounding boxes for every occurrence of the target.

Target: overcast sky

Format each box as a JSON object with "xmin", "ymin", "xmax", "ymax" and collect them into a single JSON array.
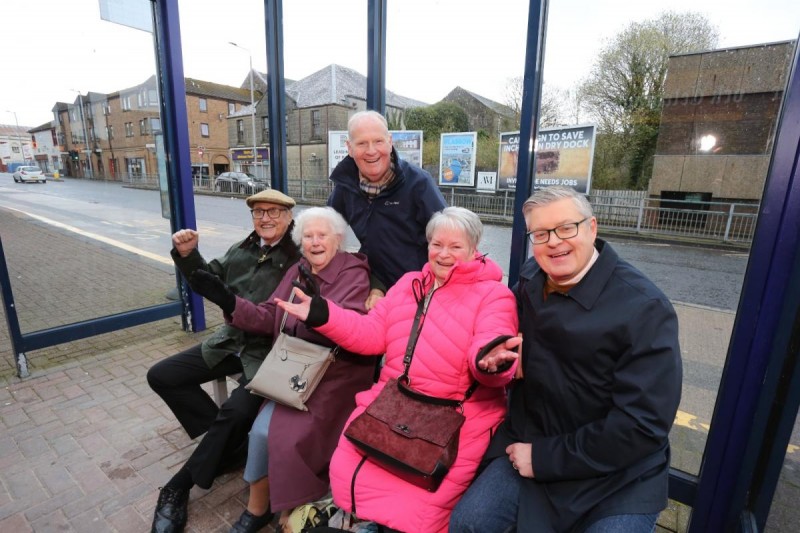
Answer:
[{"xmin": 3, "ymin": 0, "xmax": 799, "ymax": 128}]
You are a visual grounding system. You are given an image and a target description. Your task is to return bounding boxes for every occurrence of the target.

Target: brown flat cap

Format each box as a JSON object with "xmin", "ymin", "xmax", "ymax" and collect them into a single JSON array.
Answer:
[{"xmin": 246, "ymin": 189, "xmax": 296, "ymax": 209}]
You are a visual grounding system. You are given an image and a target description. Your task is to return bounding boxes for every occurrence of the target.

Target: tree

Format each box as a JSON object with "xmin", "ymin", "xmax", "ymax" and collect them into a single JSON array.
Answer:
[
  {"xmin": 504, "ymin": 78, "xmax": 565, "ymax": 128},
  {"xmin": 406, "ymin": 103, "xmax": 471, "ymax": 177},
  {"xmin": 405, "ymin": 102, "xmax": 470, "ymax": 139},
  {"xmin": 580, "ymin": 11, "xmax": 719, "ymax": 189}
]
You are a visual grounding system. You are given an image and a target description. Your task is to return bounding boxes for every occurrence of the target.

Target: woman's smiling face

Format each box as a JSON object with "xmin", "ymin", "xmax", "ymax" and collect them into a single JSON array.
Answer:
[
  {"xmin": 428, "ymin": 227, "xmax": 475, "ymax": 284},
  {"xmin": 301, "ymin": 218, "xmax": 341, "ymax": 274}
]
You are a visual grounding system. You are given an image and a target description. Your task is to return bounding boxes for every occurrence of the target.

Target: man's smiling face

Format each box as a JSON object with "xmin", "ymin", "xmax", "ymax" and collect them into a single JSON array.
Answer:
[
  {"xmin": 346, "ymin": 115, "xmax": 393, "ymax": 182},
  {"xmin": 526, "ymin": 197, "xmax": 597, "ymax": 283}
]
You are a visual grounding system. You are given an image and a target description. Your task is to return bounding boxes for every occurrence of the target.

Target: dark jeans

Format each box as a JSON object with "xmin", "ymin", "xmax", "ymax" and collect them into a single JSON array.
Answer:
[
  {"xmin": 450, "ymin": 457, "xmax": 658, "ymax": 533},
  {"xmin": 146, "ymin": 344, "xmax": 264, "ymax": 489}
]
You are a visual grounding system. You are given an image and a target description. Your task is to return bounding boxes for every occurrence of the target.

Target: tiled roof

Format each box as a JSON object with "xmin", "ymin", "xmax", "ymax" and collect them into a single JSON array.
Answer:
[
  {"xmin": 446, "ymin": 86, "xmax": 516, "ymax": 118},
  {"xmin": 185, "ymin": 77, "xmax": 255, "ymax": 102},
  {"xmin": 0, "ymin": 123, "xmax": 35, "ymax": 136},
  {"xmin": 286, "ymin": 64, "xmax": 427, "ymax": 109},
  {"xmin": 30, "ymin": 120, "xmax": 56, "ymax": 132}
]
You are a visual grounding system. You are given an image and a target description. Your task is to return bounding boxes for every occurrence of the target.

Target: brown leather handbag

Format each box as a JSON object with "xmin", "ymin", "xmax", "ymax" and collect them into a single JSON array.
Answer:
[{"xmin": 344, "ymin": 290, "xmax": 477, "ymax": 492}]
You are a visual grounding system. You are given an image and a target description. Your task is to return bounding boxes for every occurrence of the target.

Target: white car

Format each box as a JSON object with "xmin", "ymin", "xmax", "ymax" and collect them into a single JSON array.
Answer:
[{"xmin": 13, "ymin": 166, "xmax": 46, "ymax": 184}]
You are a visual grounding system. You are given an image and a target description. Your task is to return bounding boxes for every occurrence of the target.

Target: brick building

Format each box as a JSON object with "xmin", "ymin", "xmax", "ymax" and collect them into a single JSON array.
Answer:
[
  {"xmin": 52, "ymin": 76, "xmax": 252, "ymax": 181},
  {"xmin": 228, "ymin": 64, "xmax": 427, "ymax": 181},
  {"xmin": 650, "ymin": 40, "xmax": 796, "ymax": 203}
]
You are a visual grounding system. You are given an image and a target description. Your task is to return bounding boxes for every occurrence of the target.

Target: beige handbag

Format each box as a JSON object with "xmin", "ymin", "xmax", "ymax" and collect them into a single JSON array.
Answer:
[{"xmin": 245, "ymin": 291, "xmax": 337, "ymax": 410}]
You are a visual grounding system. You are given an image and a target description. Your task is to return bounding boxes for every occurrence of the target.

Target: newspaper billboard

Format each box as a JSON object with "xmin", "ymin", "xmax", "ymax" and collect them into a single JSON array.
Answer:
[
  {"xmin": 390, "ymin": 130, "xmax": 423, "ymax": 167},
  {"xmin": 439, "ymin": 132, "xmax": 477, "ymax": 187},
  {"xmin": 498, "ymin": 124, "xmax": 597, "ymax": 195},
  {"xmin": 328, "ymin": 131, "xmax": 350, "ymax": 175}
]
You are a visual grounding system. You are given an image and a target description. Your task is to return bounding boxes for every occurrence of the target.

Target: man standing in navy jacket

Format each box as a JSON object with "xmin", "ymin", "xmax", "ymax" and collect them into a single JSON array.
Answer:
[
  {"xmin": 451, "ymin": 186, "xmax": 682, "ymax": 533},
  {"xmin": 328, "ymin": 110, "xmax": 446, "ymax": 309}
]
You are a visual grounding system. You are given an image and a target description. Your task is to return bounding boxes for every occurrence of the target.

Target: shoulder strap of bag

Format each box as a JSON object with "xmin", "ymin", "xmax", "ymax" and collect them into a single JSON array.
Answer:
[
  {"xmin": 278, "ymin": 281, "xmax": 339, "ymax": 354},
  {"xmin": 399, "ymin": 286, "xmax": 478, "ymax": 406},
  {"xmin": 278, "ymin": 287, "xmax": 294, "ymax": 333}
]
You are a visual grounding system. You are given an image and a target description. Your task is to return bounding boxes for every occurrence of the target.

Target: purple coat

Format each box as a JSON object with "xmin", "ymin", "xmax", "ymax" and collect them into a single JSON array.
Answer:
[{"xmin": 228, "ymin": 252, "xmax": 376, "ymax": 511}]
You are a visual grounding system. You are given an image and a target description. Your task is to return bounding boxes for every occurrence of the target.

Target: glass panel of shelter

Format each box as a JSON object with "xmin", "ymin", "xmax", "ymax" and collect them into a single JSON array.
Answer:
[
  {"xmin": 1, "ymin": 0, "xmax": 176, "ymax": 353},
  {"xmin": 386, "ymin": 0, "xmax": 797, "ymax": 530}
]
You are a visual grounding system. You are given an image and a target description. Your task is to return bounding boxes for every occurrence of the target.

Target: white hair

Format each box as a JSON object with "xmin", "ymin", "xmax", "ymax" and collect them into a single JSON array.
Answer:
[
  {"xmin": 347, "ymin": 110, "xmax": 389, "ymax": 138},
  {"xmin": 291, "ymin": 207, "xmax": 348, "ymax": 251},
  {"xmin": 425, "ymin": 207, "xmax": 483, "ymax": 250}
]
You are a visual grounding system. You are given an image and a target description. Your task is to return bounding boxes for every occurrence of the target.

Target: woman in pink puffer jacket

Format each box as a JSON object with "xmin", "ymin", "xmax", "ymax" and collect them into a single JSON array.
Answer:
[{"xmin": 278, "ymin": 207, "xmax": 519, "ymax": 532}]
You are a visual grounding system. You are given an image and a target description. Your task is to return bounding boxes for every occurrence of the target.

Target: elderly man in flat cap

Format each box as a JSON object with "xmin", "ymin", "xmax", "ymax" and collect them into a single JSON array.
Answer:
[{"xmin": 147, "ymin": 189, "xmax": 301, "ymax": 533}]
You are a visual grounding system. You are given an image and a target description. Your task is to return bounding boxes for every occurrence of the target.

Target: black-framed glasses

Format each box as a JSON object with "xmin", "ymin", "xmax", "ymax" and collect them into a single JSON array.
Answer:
[
  {"xmin": 250, "ymin": 207, "xmax": 287, "ymax": 220},
  {"xmin": 527, "ymin": 218, "xmax": 589, "ymax": 245}
]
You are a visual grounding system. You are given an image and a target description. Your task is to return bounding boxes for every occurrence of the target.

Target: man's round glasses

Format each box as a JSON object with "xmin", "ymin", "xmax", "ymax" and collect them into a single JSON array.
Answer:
[
  {"xmin": 527, "ymin": 217, "xmax": 589, "ymax": 245},
  {"xmin": 251, "ymin": 207, "xmax": 287, "ymax": 220}
]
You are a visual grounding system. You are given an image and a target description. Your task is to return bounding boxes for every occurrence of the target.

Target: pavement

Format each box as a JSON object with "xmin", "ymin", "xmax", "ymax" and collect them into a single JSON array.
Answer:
[{"xmin": 0, "ymin": 205, "xmax": 795, "ymax": 532}]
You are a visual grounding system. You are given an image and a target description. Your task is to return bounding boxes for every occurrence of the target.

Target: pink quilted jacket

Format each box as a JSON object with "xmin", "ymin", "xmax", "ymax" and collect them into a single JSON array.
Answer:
[{"xmin": 316, "ymin": 253, "xmax": 518, "ymax": 533}]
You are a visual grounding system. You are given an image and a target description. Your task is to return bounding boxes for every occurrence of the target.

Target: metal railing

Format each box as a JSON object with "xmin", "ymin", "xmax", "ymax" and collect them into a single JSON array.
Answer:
[{"xmin": 119, "ymin": 174, "xmax": 758, "ymax": 246}]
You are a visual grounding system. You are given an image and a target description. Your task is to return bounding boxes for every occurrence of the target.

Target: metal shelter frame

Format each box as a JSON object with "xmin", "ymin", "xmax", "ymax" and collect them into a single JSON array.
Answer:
[{"xmin": 2, "ymin": 1, "xmax": 800, "ymax": 530}]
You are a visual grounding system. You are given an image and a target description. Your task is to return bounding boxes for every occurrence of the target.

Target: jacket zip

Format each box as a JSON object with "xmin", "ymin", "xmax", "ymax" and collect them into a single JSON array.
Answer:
[{"xmin": 350, "ymin": 455, "xmax": 368, "ymax": 515}]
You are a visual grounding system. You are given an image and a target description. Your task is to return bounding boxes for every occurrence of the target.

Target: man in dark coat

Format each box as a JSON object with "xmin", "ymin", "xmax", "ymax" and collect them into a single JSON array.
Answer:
[
  {"xmin": 328, "ymin": 110, "xmax": 446, "ymax": 309},
  {"xmin": 450, "ymin": 186, "xmax": 682, "ymax": 533},
  {"xmin": 147, "ymin": 189, "xmax": 301, "ymax": 533}
]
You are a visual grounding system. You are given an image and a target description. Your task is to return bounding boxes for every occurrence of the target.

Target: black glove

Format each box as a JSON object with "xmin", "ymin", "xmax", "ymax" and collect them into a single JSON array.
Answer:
[
  {"xmin": 189, "ymin": 270, "xmax": 236, "ymax": 315},
  {"xmin": 291, "ymin": 264, "xmax": 329, "ymax": 327}
]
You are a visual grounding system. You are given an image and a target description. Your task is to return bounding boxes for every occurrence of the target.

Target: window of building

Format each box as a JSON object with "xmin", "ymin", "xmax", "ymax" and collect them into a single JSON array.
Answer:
[
  {"xmin": 150, "ymin": 117, "xmax": 162, "ymax": 133},
  {"xmin": 262, "ymin": 116, "xmax": 270, "ymax": 143},
  {"xmin": 122, "ymin": 96, "xmax": 131, "ymax": 111},
  {"xmin": 107, "ymin": 125, "xmax": 114, "ymax": 140},
  {"xmin": 199, "ymin": 98, "xmax": 208, "ymax": 112},
  {"xmin": 139, "ymin": 119, "xmax": 149, "ymax": 136},
  {"xmin": 148, "ymin": 89, "xmax": 158, "ymax": 106},
  {"xmin": 70, "ymin": 109, "xmax": 78, "ymax": 122},
  {"xmin": 102, "ymin": 102, "xmax": 111, "ymax": 115},
  {"xmin": 311, "ymin": 109, "xmax": 322, "ymax": 139},
  {"xmin": 228, "ymin": 102, "xmax": 236, "ymax": 114},
  {"xmin": 125, "ymin": 122, "xmax": 134, "ymax": 137},
  {"xmin": 200, "ymin": 123, "xmax": 209, "ymax": 137},
  {"xmin": 237, "ymin": 119, "xmax": 245, "ymax": 143}
]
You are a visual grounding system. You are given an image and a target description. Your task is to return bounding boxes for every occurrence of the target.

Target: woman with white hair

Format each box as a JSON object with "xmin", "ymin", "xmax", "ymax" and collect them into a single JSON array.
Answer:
[
  {"xmin": 190, "ymin": 206, "xmax": 377, "ymax": 533},
  {"xmin": 278, "ymin": 206, "xmax": 519, "ymax": 533}
]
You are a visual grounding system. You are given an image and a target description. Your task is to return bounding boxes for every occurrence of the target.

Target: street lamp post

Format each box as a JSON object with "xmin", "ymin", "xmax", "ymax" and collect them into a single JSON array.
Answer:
[
  {"xmin": 5, "ymin": 110, "xmax": 25, "ymax": 165},
  {"xmin": 229, "ymin": 42, "xmax": 258, "ymax": 176}
]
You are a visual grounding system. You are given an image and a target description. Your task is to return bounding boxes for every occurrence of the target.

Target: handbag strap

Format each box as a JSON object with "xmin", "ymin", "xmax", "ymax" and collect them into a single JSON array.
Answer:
[
  {"xmin": 399, "ymin": 285, "xmax": 478, "ymax": 406},
  {"xmin": 278, "ymin": 287, "xmax": 295, "ymax": 333},
  {"xmin": 278, "ymin": 279, "xmax": 339, "ymax": 355}
]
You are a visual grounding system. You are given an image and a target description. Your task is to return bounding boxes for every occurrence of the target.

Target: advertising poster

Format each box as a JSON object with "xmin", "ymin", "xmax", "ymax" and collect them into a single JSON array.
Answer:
[
  {"xmin": 328, "ymin": 131, "xmax": 349, "ymax": 175},
  {"xmin": 497, "ymin": 124, "xmax": 597, "ymax": 195},
  {"xmin": 390, "ymin": 130, "xmax": 423, "ymax": 167},
  {"xmin": 439, "ymin": 132, "xmax": 477, "ymax": 187},
  {"xmin": 498, "ymin": 132, "xmax": 520, "ymax": 190}
]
